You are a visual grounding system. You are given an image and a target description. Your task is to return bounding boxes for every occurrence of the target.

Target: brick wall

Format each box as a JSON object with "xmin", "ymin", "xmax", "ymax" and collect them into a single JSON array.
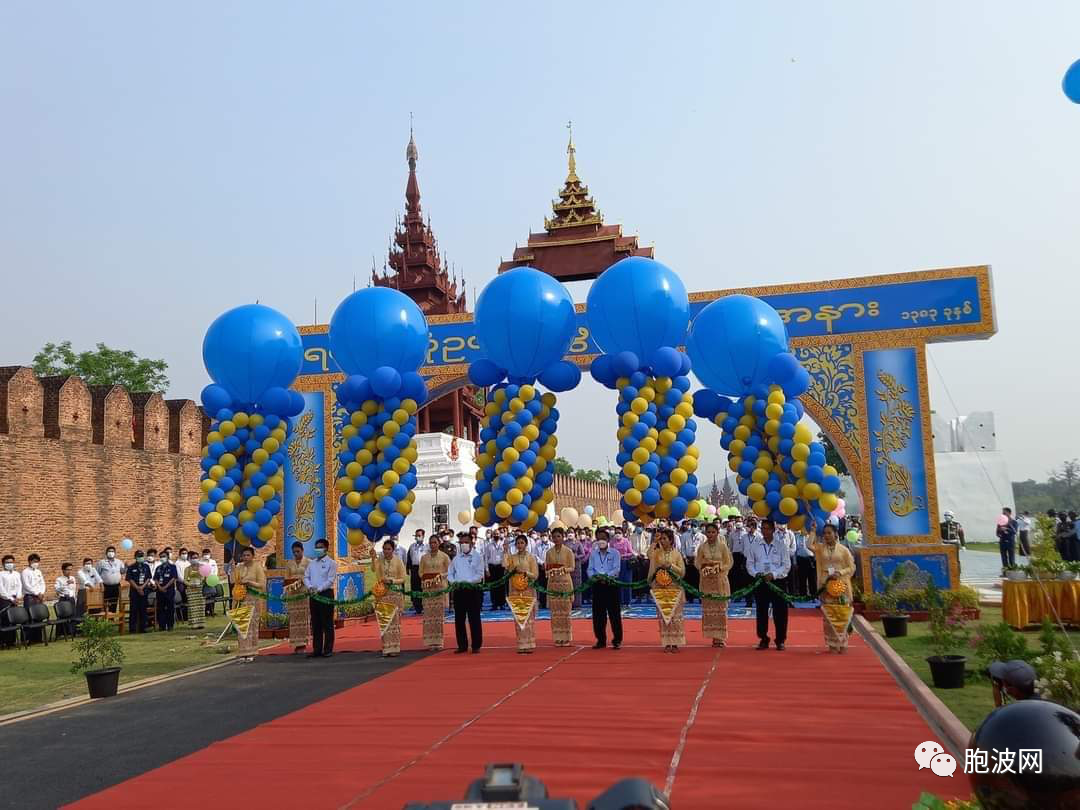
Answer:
[
  {"xmin": 551, "ymin": 473, "xmax": 621, "ymax": 522},
  {"xmin": 0, "ymin": 367, "xmax": 222, "ymax": 596}
]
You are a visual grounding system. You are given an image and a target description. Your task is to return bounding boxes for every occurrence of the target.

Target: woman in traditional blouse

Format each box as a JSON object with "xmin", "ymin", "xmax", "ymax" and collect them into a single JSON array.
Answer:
[
  {"xmin": 284, "ymin": 541, "xmax": 310, "ymax": 654},
  {"xmin": 648, "ymin": 528, "xmax": 687, "ymax": 652},
  {"xmin": 564, "ymin": 530, "xmax": 585, "ymax": 609},
  {"xmin": 805, "ymin": 520, "xmax": 857, "ymax": 653},
  {"xmin": 545, "ymin": 527, "xmax": 576, "ymax": 646},
  {"xmin": 183, "ymin": 560, "xmax": 206, "ymax": 630},
  {"xmin": 419, "ymin": 534, "xmax": 451, "ymax": 650},
  {"xmin": 694, "ymin": 522, "xmax": 733, "ymax": 647},
  {"xmin": 232, "ymin": 546, "xmax": 267, "ymax": 659},
  {"xmin": 374, "ymin": 539, "xmax": 407, "ymax": 657},
  {"xmin": 504, "ymin": 533, "xmax": 539, "ymax": 654}
]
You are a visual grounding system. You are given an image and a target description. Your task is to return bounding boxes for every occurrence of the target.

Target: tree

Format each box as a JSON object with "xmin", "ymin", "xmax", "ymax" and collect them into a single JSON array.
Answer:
[
  {"xmin": 817, "ymin": 432, "xmax": 850, "ymax": 477},
  {"xmin": 573, "ymin": 468, "xmax": 606, "ymax": 483},
  {"xmin": 551, "ymin": 456, "xmax": 574, "ymax": 477},
  {"xmin": 33, "ymin": 341, "xmax": 169, "ymax": 393}
]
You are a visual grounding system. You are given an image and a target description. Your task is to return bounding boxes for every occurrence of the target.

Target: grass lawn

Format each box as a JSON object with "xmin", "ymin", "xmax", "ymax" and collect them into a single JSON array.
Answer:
[
  {"xmin": 962, "ymin": 541, "xmax": 1000, "ymax": 553},
  {"xmin": 875, "ymin": 606, "xmax": 1080, "ymax": 731},
  {"xmin": 0, "ymin": 616, "xmax": 270, "ymax": 715}
]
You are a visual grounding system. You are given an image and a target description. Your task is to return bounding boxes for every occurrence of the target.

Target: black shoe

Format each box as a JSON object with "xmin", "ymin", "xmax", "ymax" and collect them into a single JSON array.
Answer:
[
  {"xmin": 756, "ymin": 639, "xmax": 769, "ymax": 650},
  {"xmin": 321, "ymin": 652, "xmax": 334, "ymax": 658},
  {"xmin": 593, "ymin": 642, "xmax": 606, "ymax": 649},
  {"xmin": 612, "ymin": 642, "xmax": 621, "ymax": 650},
  {"xmin": 306, "ymin": 653, "xmax": 321, "ymax": 658},
  {"xmin": 775, "ymin": 642, "xmax": 785, "ymax": 651},
  {"xmin": 454, "ymin": 648, "xmax": 468, "ymax": 654}
]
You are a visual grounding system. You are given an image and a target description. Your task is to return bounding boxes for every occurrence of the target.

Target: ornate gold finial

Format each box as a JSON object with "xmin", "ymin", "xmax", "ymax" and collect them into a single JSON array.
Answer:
[
  {"xmin": 566, "ymin": 120, "xmax": 578, "ymax": 181},
  {"xmin": 406, "ymin": 112, "xmax": 418, "ymax": 169}
]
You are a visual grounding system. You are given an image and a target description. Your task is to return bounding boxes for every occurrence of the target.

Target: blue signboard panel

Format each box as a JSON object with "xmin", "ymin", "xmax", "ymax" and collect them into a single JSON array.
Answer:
[
  {"xmin": 298, "ymin": 273, "xmax": 986, "ymax": 376},
  {"xmin": 283, "ymin": 391, "xmax": 326, "ymax": 558},
  {"xmin": 863, "ymin": 348, "xmax": 931, "ymax": 537}
]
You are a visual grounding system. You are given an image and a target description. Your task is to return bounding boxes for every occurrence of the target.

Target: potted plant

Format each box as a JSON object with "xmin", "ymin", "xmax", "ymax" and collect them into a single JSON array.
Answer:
[
  {"xmin": 1003, "ymin": 563, "xmax": 1028, "ymax": 581},
  {"xmin": 339, "ymin": 601, "xmax": 374, "ymax": 624},
  {"xmin": 70, "ymin": 615, "xmax": 125, "ymax": 699},
  {"xmin": 259, "ymin": 612, "xmax": 289, "ymax": 639},
  {"xmin": 925, "ymin": 583, "xmax": 970, "ymax": 689}
]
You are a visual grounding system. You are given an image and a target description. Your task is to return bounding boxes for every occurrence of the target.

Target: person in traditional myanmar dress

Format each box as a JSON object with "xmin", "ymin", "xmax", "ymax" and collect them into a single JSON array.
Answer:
[
  {"xmin": 695, "ymin": 522, "xmax": 733, "ymax": 647},
  {"xmin": 545, "ymin": 527, "xmax": 576, "ymax": 646},
  {"xmin": 375, "ymin": 539, "xmax": 407, "ymax": 657},
  {"xmin": 232, "ymin": 546, "xmax": 266, "ymax": 660},
  {"xmin": 648, "ymin": 528, "xmax": 687, "ymax": 653},
  {"xmin": 419, "ymin": 534, "xmax": 451, "ymax": 650},
  {"xmin": 504, "ymin": 533, "xmax": 539, "ymax": 654},
  {"xmin": 805, "ymin": 519, "xmax": 856, "ymax": 653},
  {"xmin": 183, "ymin": 558, "xmax": 206, "ymax": 630},
  {"xmin": 284, "ymin": 541, "xmax": 310, "ymax": 653}
]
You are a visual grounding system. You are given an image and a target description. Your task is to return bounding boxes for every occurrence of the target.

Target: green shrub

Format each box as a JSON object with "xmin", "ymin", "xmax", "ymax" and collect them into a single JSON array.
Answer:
[
  {"xmin": 970, "ymin": 622, "xmax": 1030, "ymax": 669},
  {"xmin": 70, "ymin": 616, "xmax": 125, "ymax": 674}
]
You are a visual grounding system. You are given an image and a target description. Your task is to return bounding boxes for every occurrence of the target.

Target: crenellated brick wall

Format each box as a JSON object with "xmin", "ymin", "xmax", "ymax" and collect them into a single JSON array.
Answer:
[
  {"xmin": 0, "ymin": 366, "xmax": 221, "ymax": 592},
  {"xmin": 551, "ymin": 473, "xmax": 621, "ymax": 523}
]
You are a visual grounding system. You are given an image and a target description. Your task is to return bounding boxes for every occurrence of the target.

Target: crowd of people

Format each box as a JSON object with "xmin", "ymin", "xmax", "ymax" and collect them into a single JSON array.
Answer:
[{"xmin": 0, "ymin": 546, "xmax": 224, "ymax": 648}]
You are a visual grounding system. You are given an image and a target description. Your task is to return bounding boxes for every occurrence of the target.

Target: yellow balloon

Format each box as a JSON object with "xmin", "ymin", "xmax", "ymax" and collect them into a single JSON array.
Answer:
[
  {"xmin": 639, "ymin": 436, "xmax": 657, "ymax": 453},
  {"xmin": 216, "ymin": 499, "xmax": 235, "ymax": 516},
  {"xmin": 246, "ymin": 496, "xmax": 264, "ymax": 512},
  {"xmin": 401, "ymin": 398, "xmax": 418, "ymax": 414},
  {"xmin": 632, "ymin": 447, "xmax": 650, "ymax": 465},
  {"xmin": 623, "ymin": 461, "xmax": 640, "ymax": 478},
  {"xmin": 803, "ymin": 482, "xmax": 822, "ymax": 500},
  {"xmin": 624, "ymin": 488, "xmax": 642, "ymax": 507},
  {"xmin": 667, "ymin": 414, "xmax": 686, "ymax": 432},
  {"xmin": 208, "ymin": 465, "xmax": 226, "ymax": 481},
  {"xmin": 519, "ymin": 384, "xmax": 535, "ymax": 401},
  {"xmin": 218, "ymin": 421, "xmax": 236, "ymax": 437},
  {"xmin": 263, "ymin": 437, "xmax": 280, "ymax": 453},
  {"xmin": 687, "ymin": 500, "xmax": 701, "ymax": 518},
  {"xmin": 788, "ymin": 514, "xmax": 807, "ymax": 531},
  {"xmin": 200, "ymin": 479, "xmax": 216, "ymax": 494},
  {"xmin": 402, "ymin": 446, "xmax": 418, "ymax": 463},
  {"xmin": 383, "ymin": 420, "xmax": 400, "ymax": 437},
  {"xmin": 393, "ymin": 408, "xmax": 409, "ymax": 425},
  {"xmin": 374, "ymin": 485, "xmax": 389, "ymax": 500},
  {"xmin": 728, "ymin": 456, "xmax": 741, "ymax": 472},
  {"xmin": 780, "ymin": 484, "xmax": 799, "ymax": 499},
  {"xmin": 362, "ymin": 399, "xmax": 379, "ymax": 415},
  {"xmin": 347, "ymin": 529, "xmax": 365, "ymax": 545},
  {"xmin": 675, "ymin": 402, "xmax": 693, "ymax": 418},
  {"xmin": 346, "ymin": 461, "xmax": 363, "ymax": 479},
  {"xmin": 397, "ymin": 500, "xmax": 413, "ymax": 516},
  {"xmin": 794, "ymin": 424, "xmax": 813, "ymax": 445},
  {"xmin": 747, "ymin": 483, "xmax": 766, "ymax": 501},
  {"xmin": 791, "ymin": 443, "xmax": 810, "ymax": 461},
  {"xmin": 660, "ymin": 483, "xmax": 678, "ymax": 501},
  {"xmin": 233, "ymin": 412, "xmax": 250, "ymax": 428},
  {"xmin": 522, "ymin": 424, "xmax": 539, "ymax": 442},
  {"xmin": 622, "ymin": 411, "xmax": 639, "ymax": 427},
  {"xmin": 502, "ymin": 447, "xmax": 520, "ymax": 464},
  {"xmin": 257, "ymin": 526, "xmax": 274, "ymax": 542},
  {"xmin": 823, "ymin": 465, "xmax": 838, "ymax": 478},
  {"xmin": 248, "ymin": 414, "xmax": 264, "ymax": 427},
  {"xmin": 206, "ymin": 431, "xmax": 222, "ymax": 444},
  {"xmin": 237, "ymin": 510, "xmax": 253, "ymax": 524},
  {"xmin": 336, "ymin": 477, "xmax": 353, "ymax": 493},
  {"xmin": 509, "ymin": 398, "xmax": 524, "ymax": 413},
  {"xmin": 493, "ymin": 389, "xmax": 506, "ymax": 403},
  {"xmin": 495, "ymin": 500, "xmax": 513, "ymax": 519},
  {"xmin": 729, "ymin": 439, "xmax": 746, "ymax": 457},
  {"xmin": 754, "ymin": 455, "xmax": 773, "ymax": 471},
  {"xmin": 506, "ymin": 488, "xmax": 523, "ymax": 505},
  {"xmin": 670, "ymin": 468, "xmax": 688, "ymax": 486},
  {"xmin": 350, "ymin": 411, "xmax": 367, "ymax": 427},
  {"xmin": 474, "ymin": 507, "xmax": 490, "ymax": 525},
  {"xmin": 752, "ymin": 500, "xmax": 771, "ymax": 518},
  {"xmin": 376, "ymin": 435, "xmax": 391, "ymax": 451},
  {"xmin": 779, "ymin": 497, "xmax": 798, "ymax": 516},
  {"xmin": 355, "ymin": 449, "xmax": 373, "ymax": 466},
  {"xmin": 791, "ymin": 460, "xmax": 808, "ymax": 479},
  {"xmin": 679, "ymin": 456, "xmax": 698, "ymax": 473},
  {"xmin": 659, "ymin": 429, "xmax": 677, "ymax": 446},
  {"xmin": 393, "ymin": 457, "xmax": 410, "ymax": 475},
  {"xmin": 205, "ymin": 511, "xmax": 223, "ymax": 529},
  {"xmin": 382, "ymin": 470, "xmax": 400, "ymax": 486},
  {"xmin": 654, "ymin": 501, "xmax": 672, "ymax": 518},
  {"xmin": 540, "ymin": 392, "xmax": 556, "ymax": 407},
  {"xmin": 631, "ymin": 397, "xmax": 648, "ymax": 415},
  {"xmin": 654, "ymin": 376, "xmax": 671, "ymax": 392},
  {"xmin": 765, "ymin": 403, "xmax": 784, "ymax": 421},
  {"xmin": 819, "ymin": 492, "xmax": 838, "ymax": 512},
  {"xmin": 252, "ymin": 448, "xmax": 269, "ymax": 464},
  {"xmin": 750, "ymin": 468, "xmax": 769, "ymax": 485},
  {"xmin": 639, "ymin": 386, "xmax": 655, "ymax": 402},
  {"xmin": 633, "ymin": 474, "xmax": 650, "ymax": 491},
  {"xmin": 513, "ymin": 435, "xmax": 530, "ymax": 452},
  {"xmin": 368, "ymin": 510, "xmax": 386, "ymax": 528},
  {"xmin": 346, "ymin": 491, "xmax": 362, "ymax": 508}
]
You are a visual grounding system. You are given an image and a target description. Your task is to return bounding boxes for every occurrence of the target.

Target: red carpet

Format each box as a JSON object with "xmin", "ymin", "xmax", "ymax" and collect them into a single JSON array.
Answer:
[{"xmin": 67, "ymin": 614, "xmax": 969, "ymax": 809}]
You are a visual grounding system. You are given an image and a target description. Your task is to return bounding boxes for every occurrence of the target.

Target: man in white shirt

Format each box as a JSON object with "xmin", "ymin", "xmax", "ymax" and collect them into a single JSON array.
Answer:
[
  {"xmin": 678, "ymin": 522, "xmax": 702, "ymax": 603},
  {"xmin": 484, "ymin": 529, "xmax": 508, "ymax": 611},
  {"xmin": 533, "ymin": 533, "xmax": 554, "ymax": 609},
  {"xmin": 745, "ymin": 518, "xmax": 791, "ymax": 650},
  {"xmin": 302, "ymin": 538, "xmax": 338, "ymax": 658},
  {"xmin": 21, "ymin": 554, "xmax": 46, "ymax": 642},
  {"xmin": 97, "ymin": 545, "xmax": 125, "ymax": 611},
  {"xmin": 407, "ymin": 530, "xmax": 427, "ymax": 614},
  {"xmin": 55, "ymin": 562, "xmax": 78, "ymax": 607},
  {"xmin": 1, "ymin": 554, "xmax": 23, "ymax": 648},
  {"xmin": 1017, "ymin": 511, "xmax": 1033, "ymax": 557},
  {"xmin": 76, "ymin": 557, "xmax": 102, "ymax": 617},
  {"xmin": 447, "ymin": 535, "xmax": 486, "ymax": 653}
]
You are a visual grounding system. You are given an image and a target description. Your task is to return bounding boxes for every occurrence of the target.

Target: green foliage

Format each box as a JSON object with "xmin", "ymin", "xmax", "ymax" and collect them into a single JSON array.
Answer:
[
  {"xmin": 926, "ymin": 582, "xmax": 970, "ymax": 658},
  {"xmin": 1032, "ymin": 652, "xmax": 1080, "ymax": 710},
  {"xmin": 69, "ymin": 616, "xmax": 125, "ymax": 674},
  {"xmin": 912, "ymin": 793, "xmax": 980, "ymax": 810},
  {"xmin": 573, "ymin": 468, "xmax": 607, "ymax": 483},
  {"xmin": 338, "ymin": 601, "xmax": 373, "ymax": 618},
  {"xmin": 1013, "ymin": 460, "xmax": 1080, "ymax": 514},
  {"xmin": 260, "ymin": 612, "xmax": 288, "ymax": 629},
  {"xmin": 970, "ymin": 622, "xmax": 1030, "ymax": 669},
  {"xmin": 1030, "ymin": 514, "xmax": 1063, "ymax": 572},
  {"xmin": 33, "ymin": 341, "xmax": 169, "ymax": 393},
  {"xmin": 817, "ymin": 431, "xmax": 850, "ymax": 479},
  {"xmin": 551, "ymin": 456, "xmax": 574, "ymax": 477}
]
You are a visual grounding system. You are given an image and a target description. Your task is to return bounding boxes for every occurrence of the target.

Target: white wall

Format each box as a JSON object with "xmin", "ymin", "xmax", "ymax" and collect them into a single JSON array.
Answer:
[{"xmin": 934, "ymin": 451, "xmax": 1015, "ymax": 541}]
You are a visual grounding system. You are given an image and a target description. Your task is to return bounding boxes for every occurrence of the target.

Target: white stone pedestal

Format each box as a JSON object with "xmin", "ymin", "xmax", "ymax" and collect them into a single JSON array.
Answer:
[{"xmin": 404, "ymin": 432, "xmax": 479, "ymax": 537}]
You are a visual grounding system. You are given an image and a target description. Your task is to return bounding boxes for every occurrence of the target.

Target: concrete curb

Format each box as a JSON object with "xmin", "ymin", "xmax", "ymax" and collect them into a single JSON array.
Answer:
[
  {"xmin": 853, "ymin": 614, "xmax": 971, "ymax": 757},
  {"xmin": 0, "ymin": 656, "xmax": 238, "ymax": 727}
]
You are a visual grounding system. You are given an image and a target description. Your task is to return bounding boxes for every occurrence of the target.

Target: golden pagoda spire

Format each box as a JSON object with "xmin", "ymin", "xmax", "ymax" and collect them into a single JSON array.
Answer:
[{"xmin": 566, "ymin": 120, "xmax": 578, "ymax": 182}]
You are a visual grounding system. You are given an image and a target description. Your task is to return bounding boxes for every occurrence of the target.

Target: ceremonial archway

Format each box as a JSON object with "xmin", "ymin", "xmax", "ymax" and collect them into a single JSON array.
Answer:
[{"xmin": 287, "ymin": 264, "xmax": 994, "ymax": 594}]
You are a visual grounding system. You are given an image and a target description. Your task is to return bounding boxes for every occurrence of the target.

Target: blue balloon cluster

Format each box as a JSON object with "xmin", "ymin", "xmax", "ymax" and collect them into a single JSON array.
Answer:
[
  {"xmin": 197, "ymin": 305, "xmax": 304, "ymax": 548},
  {"xmin": 470, "ymin": 382, "xmax": 557, "ymax": 530},
  {"xmin": 694, "ymin": 381, "xmax": 840, "ymax": 531},
  {"xmin": 328, "ymin": 288, "xmax": 432, "ymax": 546},
  {"xmin": 333, "ymin": 371, "xmax": 427, "ymax": 544},
  {"xmin": 592, "ymin": 354, "xmax": 703, "ymax": 523}
]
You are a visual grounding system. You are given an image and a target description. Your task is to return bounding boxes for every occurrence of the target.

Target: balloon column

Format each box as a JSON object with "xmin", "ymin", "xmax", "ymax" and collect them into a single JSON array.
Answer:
[
  {"xmin": 468, "ymin": 268, "xmax": 579, "ymax": 529},
  {"xmin": 198, "ymin": 305, "xmax": 305, "ymax": 552},
  {"xmin": 586, "ymin": 257, "xmax": 702, "ymax": 523},
  {"xmin": 687, "ymin": 294, "xmax": 840, "ymax": 530},
  {"xmin": 328, "ymin": 288, "xmax": 430, "ymax": 544}
]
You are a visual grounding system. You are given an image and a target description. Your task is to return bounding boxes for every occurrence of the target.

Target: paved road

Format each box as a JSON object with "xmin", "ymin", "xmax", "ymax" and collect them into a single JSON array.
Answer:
[{"xmin": 960, "ymin": 548, "xmax": 1004, "ymax": 588}]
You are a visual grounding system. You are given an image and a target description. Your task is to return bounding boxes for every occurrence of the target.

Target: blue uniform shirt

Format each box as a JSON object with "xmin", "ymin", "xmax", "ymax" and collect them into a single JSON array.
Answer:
[
  {"xmin": 153, "ymin": 562, "xmax": 178, "ymax": 590},
  {"xmin": 587, "ymin": 546, "xmax": 621, "ymax": 579}
]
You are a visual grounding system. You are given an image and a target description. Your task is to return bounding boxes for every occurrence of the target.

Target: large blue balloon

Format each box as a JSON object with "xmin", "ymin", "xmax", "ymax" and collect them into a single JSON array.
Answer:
[
  {"xmin": 685, "ymin": 294, "xmax": 788, "ymax": 397},
  {"xmin": 202, "ymin": 305, "xmax": 303, "ymax": 403},
  {"xmin": 474, "ymin": 267, "xmax": 576, "ymax": 378},
  {"xmin": 329, "ymin": 287, "xmax": 429, "ymax": 376},
  {"xmin": 1065, "ymin": 58, "xmax": 1080, "ymax": 104},
  {"xmin": 585, "ymin": 257, "xmax": 689, "ymax": 359}
]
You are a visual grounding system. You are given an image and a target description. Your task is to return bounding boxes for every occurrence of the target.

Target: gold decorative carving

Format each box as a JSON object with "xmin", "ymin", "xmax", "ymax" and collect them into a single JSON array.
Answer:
[
  {"xmin": 872, "ymin": 371, "xmax": 924, "ymax": 517},
  {"xmin": 286, "ymin": 410, "xmax": 320, "ymax": 543}
]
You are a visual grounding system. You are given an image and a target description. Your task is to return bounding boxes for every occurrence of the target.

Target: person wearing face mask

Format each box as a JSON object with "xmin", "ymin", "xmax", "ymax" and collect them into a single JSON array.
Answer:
[
  {"xmin": 0, "ymin": 554, "xmax": 22, "ymax": 648},
  {"xmin": 564, "ymin": 529, "xmax": 585, "ymax": 609},
  {"xmin": 76, "ymin": 557, "xmax": 102, "ymax": 618},
  {"xmin": 374, "ymin": 539, "xmax": 407, "ymax": 657},
  {"xmin": 125, "ymin": 550, "xmax": 152, "ymax": 634},
  {"xmin": 447, "ymin": 532, "xmax": 485, "ymax": 653},
  {"xmin": 233, "ymin": 546, "xmax": 266, "ymax": 660},
  {"xmin": 303, "ymin": 538, "xmax": 337, "ymax": 658},
  {"xmin": 183, "ymin": 552, "xmax": 207, "ymax": 630},
  {"xmin": 200, "ymin": 549, "xmax": 219, "ymax": 616},
  {"xmin": 545, "ymin": 527, "xmax": 575, "ymax": 647},
  {"xmin": 806, "ymin": 519, "xmax": 856, "ymax": 654},
  {"xmin": 173, "ymin": 550, "xmax": 190, "ymax": 622},
  {"xmin": 504, "ymin": 533, "xmax": 539, "ymax": 654},
  {"xmin": 532, "ymin": 532, "xmax": 552, "ymax": 610},
  {"xmin": 587, "ymin": 527, "xmax": 623, "ymax": 649},
  {"xmin": 484, "ymin": 527, "xmax": 507, "ymax": 611},
  {"xmin": 97, "ymin": 546, "xmax": 124, "ymax": 612},
  {"xmin": 695, "ymin": 523, "xmax": 733, "ymax": 648},
  {"xmin": 153, "ymin": 549, "xmax": 179, "ymax": 632},
  {"xmin": 407, "ymin": 530, "xmax": 427, "ymax": 614},
  {"xmin": 55, "ymin": 562, "xmax": 79, "ymax": 613},
  {"xmin": 283, "ymin": 542, "xmax": 310, "ymax": 653},
  {"xmin": 420, "ymin": 534, "xmax": 451, "ymax": 650},
  {"xmin": 649, "ymin": 529, "xmax": 687, "ymax": 653},
  {"xmin": 746, "ymin": 517, "xmax": 791, "ymax": 650}
]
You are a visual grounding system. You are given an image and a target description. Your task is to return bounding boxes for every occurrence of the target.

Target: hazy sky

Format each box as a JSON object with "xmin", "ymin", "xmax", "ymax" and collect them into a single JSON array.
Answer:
[{"xmin": 3, "ymin": 3, "xmax": 1078, "ymax": 489}]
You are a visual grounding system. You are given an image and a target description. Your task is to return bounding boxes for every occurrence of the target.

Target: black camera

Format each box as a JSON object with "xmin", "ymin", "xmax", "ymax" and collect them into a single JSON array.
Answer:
[{"xmin": 402, "ymin": 763, "xmax": 670, "ymax": 810}]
